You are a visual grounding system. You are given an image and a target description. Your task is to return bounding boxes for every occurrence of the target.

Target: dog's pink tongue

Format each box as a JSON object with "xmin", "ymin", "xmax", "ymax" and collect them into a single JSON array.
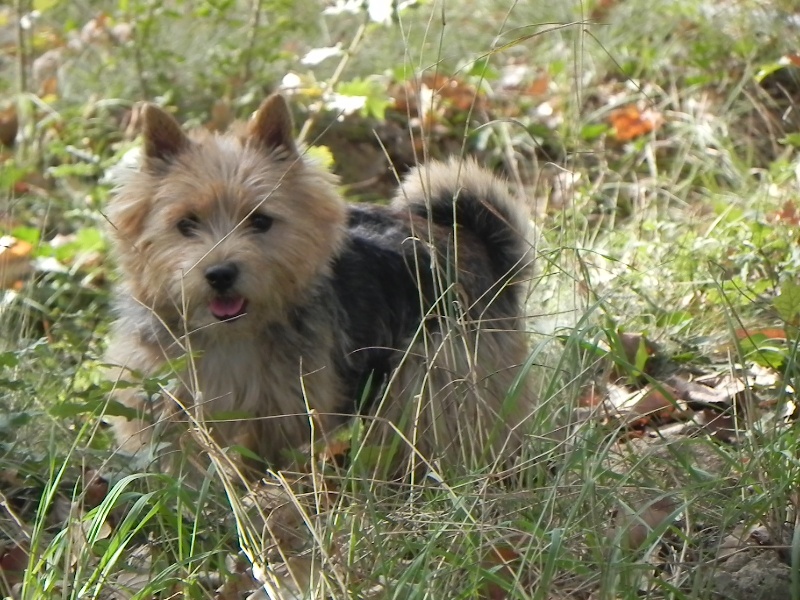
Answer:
[{"xmin": 210, "ymin": 296, "xmax": 246, "ymax": 319}]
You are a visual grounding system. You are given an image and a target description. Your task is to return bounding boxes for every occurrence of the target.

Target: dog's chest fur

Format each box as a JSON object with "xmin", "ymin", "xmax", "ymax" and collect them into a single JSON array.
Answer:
[{"xmin": 183, "ymin": 316, "xmax": 344, "ymax": 462}]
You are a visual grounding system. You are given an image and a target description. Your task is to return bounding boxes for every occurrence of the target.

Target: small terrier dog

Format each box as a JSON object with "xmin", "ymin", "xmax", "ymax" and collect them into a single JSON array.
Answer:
[{"xmin": 105, "ymin": 93, "xmax": 536, "ymax": 472}]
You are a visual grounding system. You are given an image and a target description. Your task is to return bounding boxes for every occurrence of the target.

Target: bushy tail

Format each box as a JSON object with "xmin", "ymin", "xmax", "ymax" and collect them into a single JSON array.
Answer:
[{"xmin": 392, "ymin": 158, "xmax": 534, "ymax": 289}]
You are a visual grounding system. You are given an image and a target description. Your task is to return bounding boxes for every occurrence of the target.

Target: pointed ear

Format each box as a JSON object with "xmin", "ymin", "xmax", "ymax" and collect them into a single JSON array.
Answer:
[
  {"xmin": 140, "ymin": 103, "xmax": 189, "ymax": 165},
  {"xmin": 248, "ymin": 94, "xmax": 298, "ymax": 157}
]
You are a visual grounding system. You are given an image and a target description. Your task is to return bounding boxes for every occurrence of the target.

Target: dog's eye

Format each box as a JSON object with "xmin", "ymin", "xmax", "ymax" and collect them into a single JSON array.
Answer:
[
  {"xmin": 177, "ymin": 216, "xmax": 199, "ymax": 237},
  {"xmin": 249, "ymin": 213, "xmax": 273, "ymax": 233}
]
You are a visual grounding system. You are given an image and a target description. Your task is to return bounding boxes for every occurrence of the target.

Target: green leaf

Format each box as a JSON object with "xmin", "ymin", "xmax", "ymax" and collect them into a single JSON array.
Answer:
[
  {"xmin": 11, "ymin": 226, "xmax": 40, "ymax": 245},
  {"xmin": 33, "ymin": 0, "xmax": 60, "ymax": 12},
  {"xmin": 780, "ymin": 133, "xmax": 800, "ymax": 149},
  {"xmin": 306, "ymin": 145, "xmax": 335, "ymax": 170},
  {"xmin": 466, "ymin": 57, "xmax": 499, "ymax": 81},
  {"xmin": 0, "ymin": 164, "xmax": 31, "ymax": 190},
  {"xmin": 0, "ymin": 412, "xmax": 33, "ymax": 434},
  {"xmin": 47, "ymin": 162, "xmax": 100, "ymax": 179},
  {"xmin": 657, "ymin": 310, "xmax": 693, "ymax": 328},
  {"xmin": 336, "ymin": 79, "xmax": 390, "ymax": 120},
  {"xmin": 634, "ymin": 337, "xmax": 649, "ymax": 373},
  {"xmin": 581, "ymin": 123, "xmax": 609, "ymax": 141},
  {"xmin": 0, "ymin": 351, "xmax": 19, "ymax": 368},
  {"xmin": 755, "ymin": 60, "xmax": 787, "ymax": 83},
  {"xmin": 50, "ymin": 398, "xmax": 140, "ymax": 419},
  {"xmin": 774, "ymin": 280, "xmax": 800, "ymax": 323}
]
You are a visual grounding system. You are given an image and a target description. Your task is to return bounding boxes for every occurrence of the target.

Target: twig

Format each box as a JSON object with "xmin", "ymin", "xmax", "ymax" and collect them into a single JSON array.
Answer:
[
  {"xmin": 15, "ymin": 0, "xmax": 28, "ymax": 96},
  {"xmin": 297, "ymin": 16, "xmax": 369, "ymax": 145},
  {"xmin": 129, "ymin": 0, "xmax": 154, "ymax": 99},
  {"xmin": 241, "ymin": 0, "xmax": 265, "ymax": 84},
  {"xmin": 14, "ymin": 0, "xmax": 30, "ymax": 157}
]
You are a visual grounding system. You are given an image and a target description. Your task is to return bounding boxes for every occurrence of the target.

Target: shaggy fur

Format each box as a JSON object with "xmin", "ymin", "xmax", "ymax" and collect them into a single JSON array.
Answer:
[{"xmin": 105, "ymin": 93, "xmax": 537, "ymax": 472}]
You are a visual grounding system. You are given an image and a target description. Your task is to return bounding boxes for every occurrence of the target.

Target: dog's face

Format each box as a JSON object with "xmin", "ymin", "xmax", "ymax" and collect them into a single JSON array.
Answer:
[{"xmin": 108, "ymin": 95, "xmax": 346, "ymax": 333}]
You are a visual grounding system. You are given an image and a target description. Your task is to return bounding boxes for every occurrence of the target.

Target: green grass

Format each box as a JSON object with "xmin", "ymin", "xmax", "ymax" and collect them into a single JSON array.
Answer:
[{"xmin": 3, "ymin": 0, "xmax": 800, "ymax": 598}]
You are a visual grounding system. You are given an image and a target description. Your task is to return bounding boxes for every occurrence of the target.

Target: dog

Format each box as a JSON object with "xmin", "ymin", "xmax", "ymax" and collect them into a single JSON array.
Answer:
[{"xmin": 104, "ymin": 93, "xmax": 536, "ymax": 474}]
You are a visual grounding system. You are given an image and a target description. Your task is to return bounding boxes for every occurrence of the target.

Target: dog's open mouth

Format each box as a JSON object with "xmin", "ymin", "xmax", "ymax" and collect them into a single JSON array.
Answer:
[{"xmin": 209, "ymin": 296, "xmax": 247, "ymax": 321}]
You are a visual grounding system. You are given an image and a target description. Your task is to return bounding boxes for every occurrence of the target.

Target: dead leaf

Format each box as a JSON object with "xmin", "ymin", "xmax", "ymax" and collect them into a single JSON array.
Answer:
[
  {"xmin": 480, "ymin": 544, "xmax": 522, "ymax": 600},
  {"xmin": 0, "ymin": 236, "xmax": 33, "ymax": 289},
  {"xmin": 610, "ymin": 105, "xmax": 663, "ymax": 142},
  {"xmin": 735, "ymin": 327, "xmax": 787, "ymax": 340},
  {"xmin": 716, "ymin": 523, "xmax": 773, "ymax": 560},
  {"xmin": 207, "ymin": 99, "xmax": 233, "ymax": 132},
  {"xmin": 82, "ymin": 469, "xmax": 109, "ymax": 509},
  {"xmin": 319, "ymin": 438, "xmax": 350, "ymax": 465},
  {"xmin": 243, "ymin": 482, "xmax": 312, "ymax": 552},
  {"xmin": 0, "ymin": 104, "xmax": 17, "ymax": 147},
  {"xmin": 590, "ymin": 0, "xmax": 619, "ymax": 21},
  {"xmin": 613, "ymin": 331, "xmax": 655, "ymax": 380},
  {"xmin": 712, "ymin": 374, "xmax": 747, "ymax": 405},
  {"xmin": 80, "ymin": 13, "xmax": 111, "ymax": 46},
  {"xmin": 768, "ymin": 201, "xmax": 800, "ymax": 226},
  {"xmin": 608, "ymin": 496, "xmax": 678, "ymax": 550},
  {"xmin": 113, "ymin": 543, "xmax": 153, "ymax": 595},
  {"xmin": 0, "ymin": 543, "xmax": 28, "ymax": 586},
  {"xmin": 664, "ymin": 373, "xmax": 732, "ymax": 407},
  {"xmin": 525, "ymin": 75, "xmax": 550, "ymax": 96},
  {"xmin": 627, "ymin": 384, "xmax": 682, "ymax": 427},
  {"xmin": 39, "ymin": 76, "xmax": 59, "ymax": 98},
  {"xmin": 579, "ymin": 383, "xmax": 603, "ymax": 408},
  {"xmin": 391, "ymin": 72, "xmax": 483, "ymax": 125},
  {"xmin": 698, "ymin": 409, "xmax": 740, "ymax": 444},
  {"xmin": 216, "ymin": 567, "xmax": 260, "ymax": 599}
]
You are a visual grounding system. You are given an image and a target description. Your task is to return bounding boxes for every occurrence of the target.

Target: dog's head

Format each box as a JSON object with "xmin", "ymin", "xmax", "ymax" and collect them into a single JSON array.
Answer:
[{"xmin": 108, "ymin": 94, "xmax": 346, "ymax": 333}]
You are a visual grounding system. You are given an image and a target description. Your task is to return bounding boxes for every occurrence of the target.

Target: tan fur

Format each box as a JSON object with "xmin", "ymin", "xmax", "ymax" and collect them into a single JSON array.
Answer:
[
  {"xmin": 106, "ymin": 96, "xmax": 348, "ymax": 466},
  {"xmin": 105, "ymin": 93, "xmax": 536, "ymax": 473}
]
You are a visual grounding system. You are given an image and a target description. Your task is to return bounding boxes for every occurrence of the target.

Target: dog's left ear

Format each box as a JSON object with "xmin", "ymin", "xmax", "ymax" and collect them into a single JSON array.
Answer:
[
  {"xmin": 249, "ymin": 94, "xmax": 299, "ymax": 158},
  {"xmin": 140, "ymin": 103, "xmax": 190, "ymax": 166}
]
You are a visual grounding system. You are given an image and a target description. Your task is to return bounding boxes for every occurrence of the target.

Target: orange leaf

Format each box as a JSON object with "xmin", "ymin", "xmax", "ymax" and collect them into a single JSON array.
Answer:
[
  {"xmin": 0, "ymin": 104, "xmax": 17, "ymax": 147},
  {"xmin": 0, "ymin": 543, "xmax": 29, "ymax": 585},
  {"xmin": 735, "ymin": 327, "xmax": 787, "ymax": 340},
  {"xmin": 610, "ymin": 105, "xmax": 663, "ymax": 142},
  {"xmin": 579, "ymin": 384, "xmax": 603, "ymax": 407},
  {"xmin": 319, "ymin": 439, "xmax": 351, "ymax": 464},
  {"xmin": 0, "ymin": 236, "xmax": 33, "ymax": 289},
  {"xmin": 480, "ymin": 545, "xmax": 521, "ymax": 600},
  {"xmin": 768, "ymin": 200, "xmax": 800, "ymax": 226},
  {"xmin": 525, "ymin": 75, "xmax": 550, "ymax": 96},
  {"xmin": 628, "ymin": 384, "xmax": 680, "ymax": 427}
]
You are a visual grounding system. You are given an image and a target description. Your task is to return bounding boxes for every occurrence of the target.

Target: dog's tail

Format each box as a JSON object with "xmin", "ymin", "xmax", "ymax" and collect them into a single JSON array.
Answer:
[{"xmin": 392, "ymin": 158, "xmax": 534, "ymax": 291}]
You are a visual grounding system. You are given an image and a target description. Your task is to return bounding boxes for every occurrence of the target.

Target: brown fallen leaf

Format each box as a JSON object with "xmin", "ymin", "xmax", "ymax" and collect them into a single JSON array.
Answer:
[
  {"xmin": 716, "ymin": 523, "xmax": 774, "ymax": 561},
  {"xmin": 0, "ymin": 236, "xmax": 33, "ymax": 289},
  {"xmin": 610, "ymin": 105, "xmax": 663, "ymax": 142},
  {"xmin": 735, "ymin": 327, "xmax": 787, "ymax": 340},
  {"xmin": 626, "ymin": 383, "xmax": 683, "ymax": 428},
  {"xmin": 578, "ymin": 383, "xmax": 604, "ymax": 408},
  {"xmin": 480, "ymin": 544, "xmax": 522, "ymax": 600},
  {"xmin": 610, "ymin": 331, "xmax": 658, "ymax": 382},
  {"xmin": 698, "ymin": 409, "xmax": 740, "ymax": 444},
  {"xmin": 590, "ymin": 0, "xmax": 619, "ymax": 21},
  {"xmin": 0, "ymin": 543, "xmax": 29, "ymax": 587},
  {"xmin": 0, "ymin": 104, "xmax": 17, "ymax": 147},
  {"xmin": 768, "ymin": 200, "xmax": 800, "ymax": 226},
  {"xmin": 608, "ymin": 496, "xmax": 679, "ymax": 550},
  {"xmin": 82, "ymin": 469, "xmax": 109, "ymax": 510}
]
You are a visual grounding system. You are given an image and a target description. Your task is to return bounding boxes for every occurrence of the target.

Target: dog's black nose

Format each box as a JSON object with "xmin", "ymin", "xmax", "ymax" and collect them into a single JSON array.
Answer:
[{"xmin": 204, "ymin": 262, "xmax": 239, "ymax": 292}]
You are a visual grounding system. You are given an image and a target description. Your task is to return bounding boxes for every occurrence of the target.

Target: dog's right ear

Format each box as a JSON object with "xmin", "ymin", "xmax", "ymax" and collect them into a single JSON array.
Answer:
[
  {"xmin": 140, "ymin": 103, "xmax": 189, "ymax": 166},
  {"xmin": 248, "ymin": 94, "xmax": 299, "ymax": 158}
]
